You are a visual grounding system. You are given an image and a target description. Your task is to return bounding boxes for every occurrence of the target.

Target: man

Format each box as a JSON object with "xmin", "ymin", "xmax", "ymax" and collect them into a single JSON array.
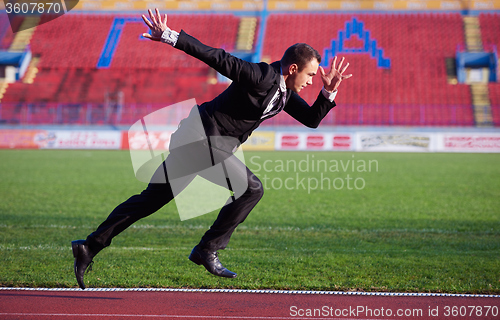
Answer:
[{"xmin": 72, "ymin": 8, "xmax": 352, "ymax": 289}]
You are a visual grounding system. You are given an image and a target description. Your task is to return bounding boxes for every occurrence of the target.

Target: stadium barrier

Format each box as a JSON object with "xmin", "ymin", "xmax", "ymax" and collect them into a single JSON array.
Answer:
[
  {"xmin": 2, "ymin": 129, "xmax": 500, "ymax": 153},
  {"xmin": 0, "ymin": 129, "xmax": 121, "ymax": 149}
]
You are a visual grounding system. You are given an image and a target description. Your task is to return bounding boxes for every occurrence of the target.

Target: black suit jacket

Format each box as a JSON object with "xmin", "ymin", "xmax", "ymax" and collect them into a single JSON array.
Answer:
[{"xmin": 174, "ymin": 30, "xmax": 336, "ymax": 145}]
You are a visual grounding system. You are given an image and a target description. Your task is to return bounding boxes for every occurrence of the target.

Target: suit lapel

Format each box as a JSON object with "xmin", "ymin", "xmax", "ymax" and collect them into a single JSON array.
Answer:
[{"xmin": 258, "ymin": 61, "xmax": 282, "ymax": 116}]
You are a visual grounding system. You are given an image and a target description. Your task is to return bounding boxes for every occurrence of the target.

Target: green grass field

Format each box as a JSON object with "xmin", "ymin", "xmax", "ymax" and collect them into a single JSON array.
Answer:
[{"xmin": 0, "ymin": 149, "xmax": 498, "ymax": 293}]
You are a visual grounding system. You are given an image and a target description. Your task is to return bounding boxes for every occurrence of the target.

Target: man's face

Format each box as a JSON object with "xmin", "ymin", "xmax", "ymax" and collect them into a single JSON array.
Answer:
[{"xmin": 285, "ymin": 59, "xmax": 319, "ymax": 93}]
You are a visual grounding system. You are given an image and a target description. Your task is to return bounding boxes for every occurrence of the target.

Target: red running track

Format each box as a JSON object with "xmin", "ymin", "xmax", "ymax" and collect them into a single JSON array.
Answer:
[{"xmin": 0, "ymin": 288, "xmax": 499, "ymax": 320}]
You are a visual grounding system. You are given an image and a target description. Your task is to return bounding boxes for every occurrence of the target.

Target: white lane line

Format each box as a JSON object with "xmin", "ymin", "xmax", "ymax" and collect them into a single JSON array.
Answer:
[
  {"xmin": 0, "ymin": 287, "xmax": 498, "ymax": 298},
  {"xmin": 0, "ymin": 224, "xmax": 497, "ymax": 235}
]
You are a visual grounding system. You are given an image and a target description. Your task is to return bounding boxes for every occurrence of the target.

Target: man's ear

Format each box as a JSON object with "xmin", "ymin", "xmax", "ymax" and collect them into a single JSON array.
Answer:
[{"xmin": 288, "ymin": 63, "xmax": 298, "ymax": 75}]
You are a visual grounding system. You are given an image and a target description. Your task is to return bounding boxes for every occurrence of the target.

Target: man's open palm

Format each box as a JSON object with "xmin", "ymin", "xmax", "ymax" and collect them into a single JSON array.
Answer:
[
  {"xmin": 142, "ymin": 8, "xmax": 168, "ymax": 41},
  {"xmin": 319, "ymin": 56, "xmax": 352, "ymax": 92}
]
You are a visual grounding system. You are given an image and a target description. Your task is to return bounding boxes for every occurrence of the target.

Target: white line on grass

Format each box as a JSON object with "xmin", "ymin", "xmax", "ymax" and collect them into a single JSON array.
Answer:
[{"xmin": 0, "ymin": 245, "xmax": 274, "ymax": 251}]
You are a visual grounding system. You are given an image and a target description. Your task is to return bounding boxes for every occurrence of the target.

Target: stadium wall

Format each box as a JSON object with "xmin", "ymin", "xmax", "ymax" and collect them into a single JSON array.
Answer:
[{"xmin": 1, "ymin": 127, "xmax": 500, "ymax": 152}]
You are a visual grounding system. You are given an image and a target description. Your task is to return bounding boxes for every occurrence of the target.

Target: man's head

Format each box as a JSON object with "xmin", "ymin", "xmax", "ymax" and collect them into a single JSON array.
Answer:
[{"xmin": 281, "ymin": 43, "xmax": 322, "ymax": 93}]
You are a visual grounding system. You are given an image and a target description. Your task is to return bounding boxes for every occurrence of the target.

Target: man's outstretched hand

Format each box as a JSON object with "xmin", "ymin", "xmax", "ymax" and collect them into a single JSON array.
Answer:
[
  {"xmin": 142, "ymin": 8, "xmax": 168, "ymax": 41},
  {"xmin": 319, "ymin": 56, "xmax": 353, "ymax": 92}
]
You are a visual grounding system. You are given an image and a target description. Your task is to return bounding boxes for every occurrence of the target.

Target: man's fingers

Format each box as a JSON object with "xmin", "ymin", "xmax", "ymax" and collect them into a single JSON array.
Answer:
[
  {"xmin": 342, "ymin": 74, "xmax": 353, "ymax": 80},
  {"xmin": 142, "ymin": 15, "xmax": 153, "ymax": 28},
  {"xmin": 141, "ymin": 8, "xmax": 165, "ymax": 41},
  {"xmin": 156, "ymin": 8, "xmax": 162, "ymax": 24},
  {"xmin": 331, "ymin": 56, "xmax": 337, "ymax": 72},
  {"xmin": 319, "ymin": 66, "xmax": 325, "ymax": 77},
  {"xmin": 337, "ymin": 57, "xmax": 345, "ymax": 72},
  {"xmin": 149, "ymin": 9, "xmax": 157, "ymax": 25},
  {"xmin": 341, "ymin": 62, "xmax": 350, "ymax": 74},
  {"xmin": 142, "ymin": 33, "xmax": 160, "ymax": 41}
]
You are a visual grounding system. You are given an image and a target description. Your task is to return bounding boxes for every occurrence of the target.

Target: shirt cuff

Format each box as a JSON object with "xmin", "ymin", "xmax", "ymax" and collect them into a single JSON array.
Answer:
[
  {"xmin": 160, "ymin": 28, "xmax": 179, "ymax": 46},
  {"xmin": 321, "ymin": 87, "xmax": 337, "ymax": 102}
]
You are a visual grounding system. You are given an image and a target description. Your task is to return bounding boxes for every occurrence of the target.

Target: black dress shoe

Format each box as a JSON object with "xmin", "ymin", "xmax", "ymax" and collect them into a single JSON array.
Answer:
[
  {"xmin": 71, "ymin": 240, "xmax": 96, "ymax": 290},
  {"xmin": 188, "ymin": 245, "xmax": 237, "ymax": 278}
]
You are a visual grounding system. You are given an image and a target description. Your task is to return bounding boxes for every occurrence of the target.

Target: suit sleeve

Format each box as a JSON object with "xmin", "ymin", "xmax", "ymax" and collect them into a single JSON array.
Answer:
[
  {"xmin": 284, "ymin": 91, "xmax": 336, "ymax": 128},
  {"xmin": 174, "ymin": 30, "xmax": 273, "ymax": 90}
]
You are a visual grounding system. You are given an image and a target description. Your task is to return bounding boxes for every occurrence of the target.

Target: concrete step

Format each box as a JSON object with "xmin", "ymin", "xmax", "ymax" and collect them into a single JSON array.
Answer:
[
  {"xmin": 9, "ymin": 17, "xmax": 40, "ymax": 52},
  {"xmin": 236, "ymin": 17, "xmax": 257, "ymax": 51}
]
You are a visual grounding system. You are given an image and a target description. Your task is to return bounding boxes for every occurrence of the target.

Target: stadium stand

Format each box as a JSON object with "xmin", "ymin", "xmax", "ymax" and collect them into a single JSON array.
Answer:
[
  {"xmin": 0, "ymin": 14, "xmax": 12, "ymax": 50},
  {"xmin": 0, "ymin": 11, "xmax": 489, "ymax": 127},
  {"xmin": 262, "ymin": 12, "xmax": 473, "ymax": 126},
  {"xmin": 29, "ymin": 13, "xmax": 240, "ymax": 69},
  {"xmin": 0, "ymin": 14, "xmax": 25, "ymax": 50},
  {"xmin": 490, "ymin": 83, "xmax": 500, "ymax": 127},
  {"xmin": 479, "ymin": 13, "xmax": 500, "ymax": 50},
  {"xmin": 0, "ymin": 13, "xmax": 239, "ymax": 124},
  {"xmin": 478, "ymin": 13, "xmax": 500, "ymax": 126}
]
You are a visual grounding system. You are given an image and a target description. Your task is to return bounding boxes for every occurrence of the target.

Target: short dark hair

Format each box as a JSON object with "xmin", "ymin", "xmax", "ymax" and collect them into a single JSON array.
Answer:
[{"xmin": 281, "ymin": 43, "xmax": 322, "ymax": 72}]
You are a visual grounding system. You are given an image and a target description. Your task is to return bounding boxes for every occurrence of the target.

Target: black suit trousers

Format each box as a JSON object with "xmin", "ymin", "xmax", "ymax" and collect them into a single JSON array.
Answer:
[{"xmin": 86, "ymin": 138, "xmax": 264, "ymax": 254}]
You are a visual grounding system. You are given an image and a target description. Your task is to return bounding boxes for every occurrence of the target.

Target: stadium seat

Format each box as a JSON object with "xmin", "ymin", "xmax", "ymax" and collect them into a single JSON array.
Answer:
[{"xmin": 0, "ymin": 12, "xmax": 480, "ymax": 126}]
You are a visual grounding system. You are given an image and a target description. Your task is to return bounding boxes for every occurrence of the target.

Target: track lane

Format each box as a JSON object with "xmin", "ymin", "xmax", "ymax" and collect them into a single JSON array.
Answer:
[{"xmin": 0, "ymin": 288, "xmax": 499, "ymax": 320}]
